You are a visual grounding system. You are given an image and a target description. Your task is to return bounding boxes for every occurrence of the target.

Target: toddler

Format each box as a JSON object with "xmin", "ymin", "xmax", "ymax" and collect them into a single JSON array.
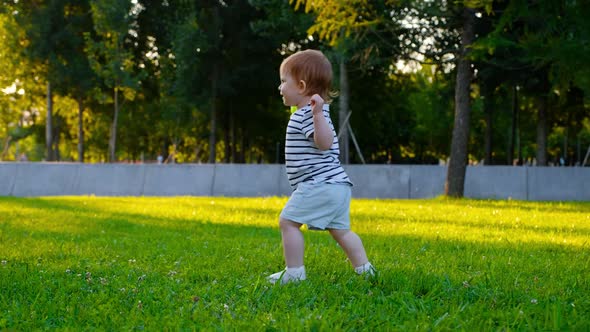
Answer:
[{"xmin": 268, "ymin": 49, "xmax": 375, "ymax": 284}]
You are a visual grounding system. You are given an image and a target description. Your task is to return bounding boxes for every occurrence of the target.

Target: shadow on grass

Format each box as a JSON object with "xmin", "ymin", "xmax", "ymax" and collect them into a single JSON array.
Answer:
[
  {"xmin": 421, "ymin": 196, "xmax": 590, "ymax": 213},
  {"xmin": 3, "ymin": 196, "xmax": 589, "ymax": 255},
  {"xmin": 2, "ymin": 196, "xmax": 589, "ymax": 267}
]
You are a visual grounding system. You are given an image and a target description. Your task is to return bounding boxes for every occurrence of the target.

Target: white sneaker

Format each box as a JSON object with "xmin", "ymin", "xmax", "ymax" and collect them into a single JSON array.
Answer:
[
  {"xmin": 267, "ymin": 266, "xmax": 306, "ymax": 284},
  {"xmin": 354, "ymin": 262, "xmax": 376, "ymax": 277}
]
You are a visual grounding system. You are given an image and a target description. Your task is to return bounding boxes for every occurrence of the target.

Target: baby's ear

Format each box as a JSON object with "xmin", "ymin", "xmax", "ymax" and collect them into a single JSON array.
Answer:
[{"xmin": 298, "ymin": 80, "xmax": 307, "ymax": 92}]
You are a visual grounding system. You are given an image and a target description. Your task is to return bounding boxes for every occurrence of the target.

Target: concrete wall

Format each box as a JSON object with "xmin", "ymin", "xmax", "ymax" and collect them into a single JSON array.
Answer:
[{"xmin": 1, "ymin": 162, "xmax": 589, "ymax": 201}]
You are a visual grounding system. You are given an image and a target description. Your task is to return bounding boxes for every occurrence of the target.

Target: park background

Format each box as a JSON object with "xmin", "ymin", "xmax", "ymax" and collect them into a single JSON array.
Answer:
[
  {"xmin": 1, "ymin": 0, "xmax": 589, "ymax": 198},
  {"xmin": 1, "ymin": 2, "xmax": 590, "ymax": 330}
]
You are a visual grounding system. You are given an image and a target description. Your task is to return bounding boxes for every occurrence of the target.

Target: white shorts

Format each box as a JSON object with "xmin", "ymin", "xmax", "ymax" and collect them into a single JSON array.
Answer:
[{"xmin": 280, "ymin": 182, "xmax": 352, "ymax": 230}]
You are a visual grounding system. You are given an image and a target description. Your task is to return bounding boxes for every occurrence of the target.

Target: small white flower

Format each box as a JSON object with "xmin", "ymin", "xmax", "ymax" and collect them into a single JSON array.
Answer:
[
  {"xmin": 531, "ymin": 299, "xmax": 538, "ymax": 304},
  {"xmin": 1, "ymin": 260, "xmax": 7, "ymax": 265}
]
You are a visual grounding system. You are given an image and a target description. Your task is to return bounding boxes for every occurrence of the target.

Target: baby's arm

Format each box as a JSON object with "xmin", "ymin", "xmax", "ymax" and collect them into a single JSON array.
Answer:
[{"xmin": 310, "ymin": 94, "xmax": 333, "ymax": 151}]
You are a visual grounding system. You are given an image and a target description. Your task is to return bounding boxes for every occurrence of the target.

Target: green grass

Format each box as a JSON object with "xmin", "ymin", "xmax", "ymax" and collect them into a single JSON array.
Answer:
[{"xmin": 1, "ymin": 196, "xmax": 589, "ymax": 331}]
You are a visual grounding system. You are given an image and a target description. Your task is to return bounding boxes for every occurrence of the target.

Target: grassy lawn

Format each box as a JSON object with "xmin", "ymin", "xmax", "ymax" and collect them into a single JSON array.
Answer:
[{"xmin": 1, "ymin": 196, "xmax": 589, "ymax": 330}]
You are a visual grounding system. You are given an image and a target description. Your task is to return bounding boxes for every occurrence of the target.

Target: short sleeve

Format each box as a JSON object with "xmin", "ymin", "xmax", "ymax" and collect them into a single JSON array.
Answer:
[{"xmin": 301, "ymin": 110, "xmax": 314, "ymax": 139}]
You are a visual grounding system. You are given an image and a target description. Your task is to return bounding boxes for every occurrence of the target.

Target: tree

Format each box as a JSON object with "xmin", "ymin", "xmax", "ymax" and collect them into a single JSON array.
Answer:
[
  {"xmin": 2, "ymin": 0, "xmax": 88, "ymax": 161},
  {"xmin": 164, "ymin": 0, "xmax": 311, "ymax": 164},
  {"xmin": 284, "ymin": 1, "xmax": 399, "ymax": 163},
  {"xmin": 472, "ymin": 0, "xmax": 590, "ymax": 166},
  {"xmin": 54, "ymin": 1, "xmax": 95, "ymax": 162},
  {"xmin": 0, "ymin": 11, "xmax": 45, "ymax": 161},
  {"xmin": 86, "ymin": 0, "xmax": 144, "ymax": 162},
  {"xmin": 161, "ymin": 2, "xmax": 226, "ymax": 164},
  {"xmin": 445, "ymin": 7, "xmax": 476, "ymax": 197},
  {"xmin": 289, "ymin": 0, "xmax": 492, "ymax": 196},
  {"xmin": 27, "ymin": 0, "xmax": 96, "ymax": 162},
  {"xmin": 8, "ymin": 0, "xmax": 62, "ymax": 161},
  {"xmin": 3, "ymin": 0, "xmax": 586, "ymax": 169}
]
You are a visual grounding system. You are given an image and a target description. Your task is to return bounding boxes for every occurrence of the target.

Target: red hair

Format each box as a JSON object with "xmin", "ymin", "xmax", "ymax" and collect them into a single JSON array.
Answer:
[{"xmin": 280, "ymin": 49, "xmax": 334, "ymax": 102}]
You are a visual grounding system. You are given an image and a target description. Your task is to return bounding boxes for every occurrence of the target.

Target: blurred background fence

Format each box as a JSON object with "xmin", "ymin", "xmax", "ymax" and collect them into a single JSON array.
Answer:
[{"xmin": 1, "ymin": 163, "xmax": 588, "ymax": 201}]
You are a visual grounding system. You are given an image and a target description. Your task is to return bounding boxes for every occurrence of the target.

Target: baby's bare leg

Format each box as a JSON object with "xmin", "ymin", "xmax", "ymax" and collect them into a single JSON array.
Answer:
[
  {"xmin": 280, "ymin": 218, "xmax": 304, "ymax": 268},
  {"xmin": 328, "ymin": 229, "xmax": 368, "ymax": 267}
]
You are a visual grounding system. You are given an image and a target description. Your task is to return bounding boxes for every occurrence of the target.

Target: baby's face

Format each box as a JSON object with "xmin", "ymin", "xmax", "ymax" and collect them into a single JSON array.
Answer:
[{"xmin": 278, "ymin": 72, "xmax": 305, "ymax": 108}]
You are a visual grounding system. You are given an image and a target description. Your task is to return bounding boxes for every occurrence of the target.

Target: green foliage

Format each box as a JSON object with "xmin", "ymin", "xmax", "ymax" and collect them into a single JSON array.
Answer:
[
  {"xmin": 1, "ymin": 0, "xmax": 589, "ymax": 165},
  {"xmin": 0, "ymin": 11, "xmax": 48, "ymax": 161},
  {"xmin": 0, "ymin": 196, "xmax": 589, "ymax": 330},
  {"xmin": 85, "ymin": 0, "xmax": 142, "ymax": 93},
  {"xmin": 406, "ymin": 67, "xmax": 455, "ymax": 163},
  {"xmin": 473, "ymin": 0, "xmax": 590, "ymax": 95},
  {"xmin": 169, "ymin": 13, "xmax": 208, "ymax": 103},
  {"xmin": 290, "ymin": 0, "xmax": 382, "ymax": 46}
]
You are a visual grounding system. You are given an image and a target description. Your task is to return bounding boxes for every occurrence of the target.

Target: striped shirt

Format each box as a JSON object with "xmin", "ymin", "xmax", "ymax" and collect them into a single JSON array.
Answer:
[{"xmin": 285, "ymin": 104, "xmax": 352, "ymax": 189}]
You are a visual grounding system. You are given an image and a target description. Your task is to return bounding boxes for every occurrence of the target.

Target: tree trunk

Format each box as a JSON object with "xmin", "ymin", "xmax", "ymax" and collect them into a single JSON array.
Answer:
[
  {"xmin": 77, "ymin": 96, "xmax": 84, "ymax": 163},
  {"xmin": 516, "ymin": 98, "xmax": 522, "ymax": 165},
  {"xmin": 234, "ymin": 112, "xmax": 238, "ymax": 163},
  {"xmin": 1, "ymin": 136, "xmax": 11, "ymax": 160},
  {"xmin": 445, "ymin": 7, "xmax": 475, "ymax": 198},
  {"xmin": 483, "ymin": 89, "xmax": 493, "ymax": 165},
  {"xmin": 109, "ymin": 87, "xmax": 119, "ymax": 162},
  {"xmin": 53, "ymin": 116, "xmax": 61, "ymax": 161},
  {"xmin": 576, "ymin": 134, "xmax": 582, "ymax": 166},
  {"xmin": 208, "ymin": 64, "xmax": 219, "ymax": 164},
  {"xmin": 224, "ymin": 106, "xmax": 232, "ymax": 163},
  {"xmin": 508, "ymin": 86, "xmax": 517, "ymax": 165},
  {"xmin": 339, "ymin": 58, "xmax": 350, "ymax": 164},
  {"xmin": 238, "ymin": 129, "xmax": 246, "ymax": 163},
  {"xmin": 563, "ymin": 108, "xmax": 571, "ymax": 165},
  {"xmin": 46, "ymin": 81, "xmax": 54, "ymax": 161},
  {"xmin": 230, "ymin": 110, "xmax": 236, "ymax": 163}
]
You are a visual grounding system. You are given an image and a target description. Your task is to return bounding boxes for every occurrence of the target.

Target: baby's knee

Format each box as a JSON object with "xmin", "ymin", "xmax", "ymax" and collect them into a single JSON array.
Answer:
[
  {"xmin": 329, "ymin": 228, "xmax": 350, "ymax": 240},
  {"xmin": 279, "ymin": 217, "xmax": 301, "ymax": 230}
]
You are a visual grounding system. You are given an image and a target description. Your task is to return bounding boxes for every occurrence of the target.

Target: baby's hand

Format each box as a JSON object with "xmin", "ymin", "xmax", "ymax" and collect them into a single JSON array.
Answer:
[{"xmin": 310, "ymin": 94, "xmax": 324, "ymax": 115}]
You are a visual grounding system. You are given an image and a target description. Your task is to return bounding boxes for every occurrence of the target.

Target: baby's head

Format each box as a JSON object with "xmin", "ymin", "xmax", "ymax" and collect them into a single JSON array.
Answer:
[{"xmin": 280, "ymin": 49, "xmax": 334, "ymax": 102}]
